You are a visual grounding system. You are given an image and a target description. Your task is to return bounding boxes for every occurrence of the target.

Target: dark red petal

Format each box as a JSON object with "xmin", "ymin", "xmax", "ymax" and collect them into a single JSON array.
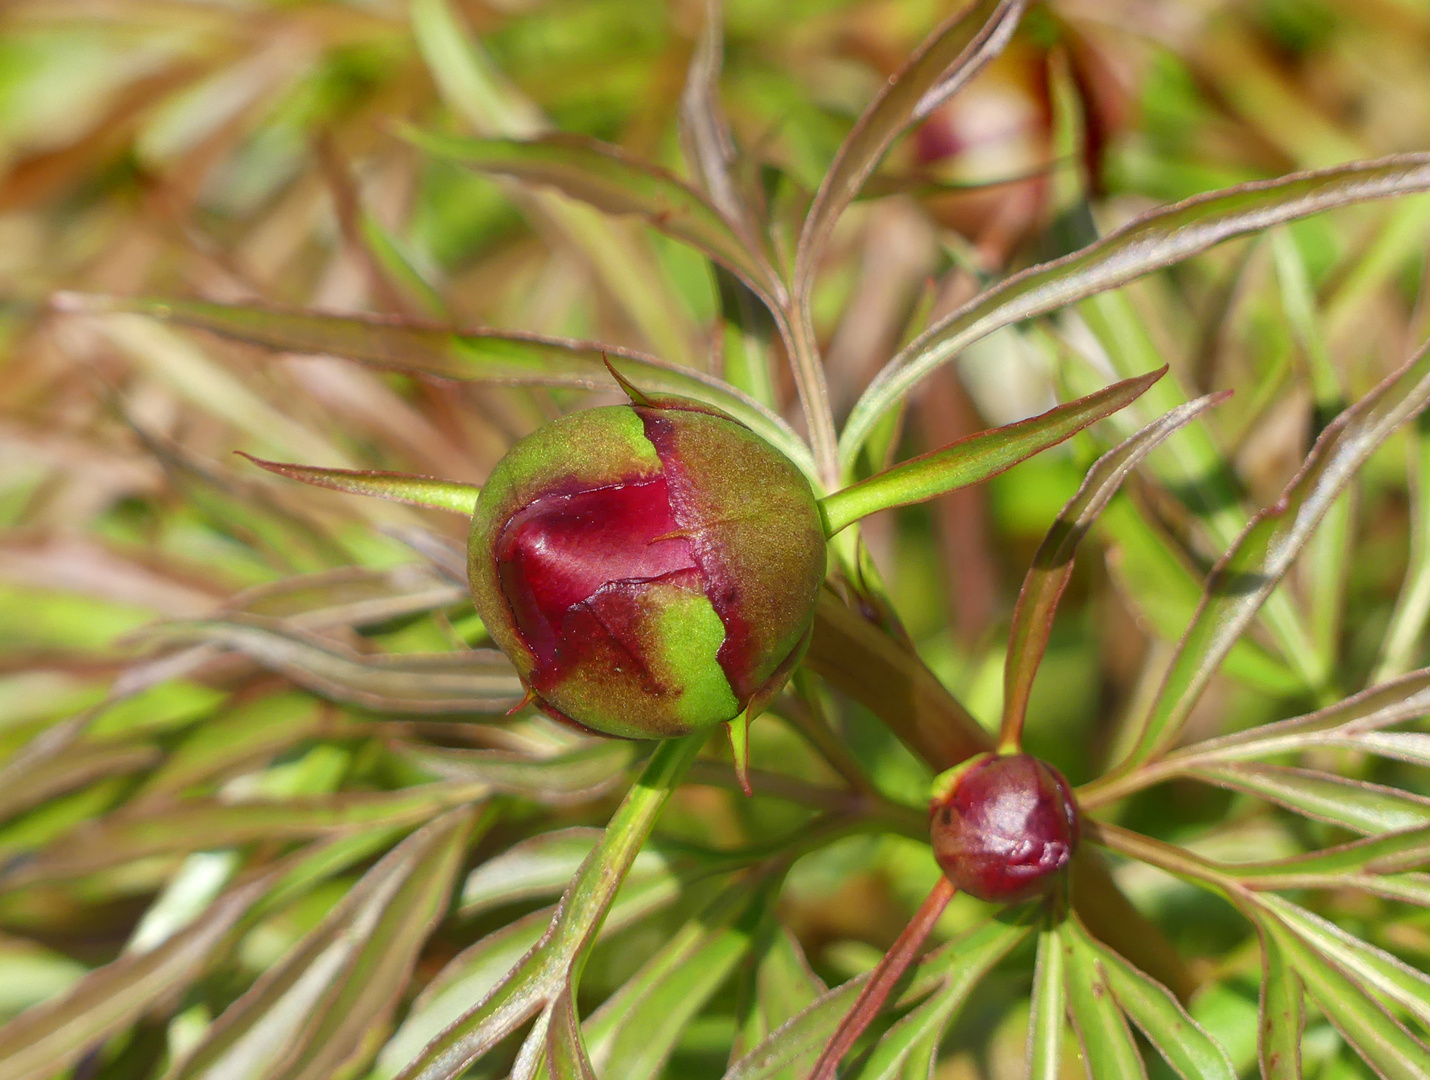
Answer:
[{"xmin": 495, "ymin": 477, "xmax": 697, "ymax": 668}]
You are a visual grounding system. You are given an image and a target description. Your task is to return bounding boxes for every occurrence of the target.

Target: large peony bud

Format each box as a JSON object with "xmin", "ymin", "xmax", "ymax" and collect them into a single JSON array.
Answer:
[
  {"xmin": 467, "ymin": 394, "xmax": 826, "ymax": 740},
  {"xmin": 929, "ymin": 753, "xmax": 1080, "ymax": 904}
]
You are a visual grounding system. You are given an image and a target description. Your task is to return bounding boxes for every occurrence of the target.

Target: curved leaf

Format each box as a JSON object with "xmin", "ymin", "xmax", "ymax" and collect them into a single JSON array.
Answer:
[
  {"xmin": 1063, "ymin": 921, "xmax": 1149, "ymax": 1080},
  {"xmin": 842, "ymin": 153, "xmax": 1430, "ymax": 464},
  {"xmin": 1259, "ymin": 912, "xmax": 1430, "ymax": 1079},
  {"xmin": 167, "ymin": 808, "xmax": 478, "ymax": 1080},
  {"xmin": 795, "ymin": 0, "xmax": 1024, "ymax": 287},
  {"xmin": 238, "ymin": 454, "xmax": 480, "ymax": 515},
  {"xmin": 136, "ymin": 614, "xmax": 525, "ymax": 715},
  {"xmin": 396, "ymin": 741, "xmax": 638, "ymax": 806},
  {"xmin": 1119, "ymin": 329, "xmax": 1430, "ymax": 768},
  {"xmin": 818, "ymin": 367, "xmax": 1166, "ymax": 538},
  {"xmin": 1060, "ymin": 923, "xmax": 1146, "ymax": 1080},
  {"xmin": 1069, "ymin": 921, "xmax": 1236, "ymax": 1080},
  {"xmin": 59, "ymin": 295, "xmax": 818, "ymax": 487},
  {"xmin": 1189, "ymin": 763, "xmax": 1430, "ymax": 834},
  {"xmin": 547, "ymin": 986, "xmax": 598, "ymax": 1080},
  {"xmin": 404, "ymin": 130, "xmax": 779, "ymax": 302},
  {"xmin": 1000, "ymin": 390, "xmax": 1227, "ymax": 746}
]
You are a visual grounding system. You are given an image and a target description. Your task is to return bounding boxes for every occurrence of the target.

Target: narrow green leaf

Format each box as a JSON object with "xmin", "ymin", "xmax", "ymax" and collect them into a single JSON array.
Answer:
[
  {"xmin": 238, "ymin": 454, "xmax": 479, "ymax": 515},
  {"xmin": 584, "ymin": 880, "xmax": 762, "ymax": 1080},
  {"xmin": 0, "ymin": 870, "xmax": 275, "ymax": 1080},
  {"xmin": 2, "ymin": 783, "xmax": 486, "ymax": 888},
  {"xmin": 725, "ymin": 918, "xmax": 1029, "ymax": 1080},
  {"xmin": 999, "ymin": 390, "xmax": 1226, "ymax": 746},
  {"xmin": 1060, "ymin": 924, "xmax": 1147, "ymax": 1080},
  {"xmin": 795, "ymin": 0, "xmax": 1023, "ymax": 287},
  {"xmin": 729, "ymin": 924, "xmax": 826, "ymax": 1075},
  {"xmin": 1377, "ymin": 412, "xmax": 1430, "ymax": 680},
  {"xmin": 168, "ymin": 808, "xmax": 479, "ymax": 1080},
  {"xmin": 678, "ymin": 2, "xmax": 748, "ymax": 230},
  {"xmin": 1260, "ymin": 912, "xmax": 1430, "ymax": 1080},
  {"xmin": 135, "ymin": 614, "xmax": 525, "ymax": 714},
  {"xmin": 404, "ymin": 130, "xmax": 778, "ymax": 301},
  {"xmin": 1119, "ymin": 330, "xmax": 1430, "ymax": 768},
  {"xmin": 61, "ymin": 295, "xmax": 817, "ymax": 487},
  {"xmin": 547, "ymin": 986, "xmax": 598, "ymax": 1080},
  {"xmin": 1260, "ymin": 894, "xmax": 1430, "ymax": 1034},
  {"xmin": 229, "ymin": 565, "xmax": 465, "ymax": 628},
  {"xmin": 391, "ymin": 736, "xmax": 705, "ymax": 1080},
  {"xmin": 0, "ymin": 740, "xmax": 160, "ymax": 824},
  {"xmin": 1025, "ymin": 925, "xmax": 1065, "ymax": 1080},
  {"xmin": 843, "ymin": 153, "xmax": 1430, "ymax": 464},
  {"xmin": 1256, "ymin": 926, "xmax": 1304, "ymax": 1080},
  {"xmin": 1189, "ymin": 763, "xmax": 1430, "ymax": 834},
  {"xmin": 818, "ymin": 368, "xmax": 1166, "ymax": 538},
  {"xmin": 396, "ymin": 741, "xmax": 638, "ymax": 806},
  {"xmin": 1068, "ymin": 921, "xmax": 1236, "ymax": 1080}
]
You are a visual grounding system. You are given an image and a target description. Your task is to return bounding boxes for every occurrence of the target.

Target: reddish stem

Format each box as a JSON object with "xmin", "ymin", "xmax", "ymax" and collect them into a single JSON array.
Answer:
[{"xmin": 808, "ymin": 876, "xmax": 956, "ymax": 1080}]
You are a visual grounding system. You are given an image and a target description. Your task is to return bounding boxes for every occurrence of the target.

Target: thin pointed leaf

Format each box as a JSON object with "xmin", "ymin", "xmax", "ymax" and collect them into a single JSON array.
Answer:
[
  {"xmin": 168, "ymin": 808, "xmax": 479, "ymax": 1080},
  {"xmin": 724, "ymin": 918, "xmax": 1029, "ymax": 1080},
  {"xmin": 1259, "ymin": 894, "xmax": 1430, "ymax": 1034},
  {"xmin": 391, "ymin": 736, "xmax": 704, "ymax": 1080},
  {"xmin": 135, "ymin": 614, "xmax": 525, "ymax": 714},
  {"xmin": 1260, "ymin": 912, "xmax": 1430, "ymax": 1080},
  {"xmin": 818, "ymin": 368, "xmax": 1167, "ymax": 537},
  {"xmin": 404, "ymin": 130, "xmax": 778, "ymax": 301},
  {"xmin": 547, "ymin": 986, "xmax": 598, "ymax": 1080},
  {"xmin": 1060, "ymin": 925, "xmax": 1147, "ymax": 1080},
  {"xmin": 1000, "ymin": 390, "xmax": 1227, "ymax": 744},
  {"xmin": 1189, "ymin": 763, "xmax": 1430, "ymax": 834},
  {"xmin": 584, "ymin": 880, "xmax": 763, "ymax": 1080},
  {"xmin": 1257, "ymin": 926, "xmax": 1304, "ymax": 1080},
  {"xmin": 0, "ymin": 741, "xmax": 160, "ymax": 824},
  {"xmin": 395, "ymin": 741, "xmax": 638, "ymax": 806},
  {"xmin": 795, "ymin": 0, "xmax": 1024, "ymax": 286},
  {"xmin": 1026, "ymin": 925, "xmax": 1065, "ymax": 1080},
  {"xmin": 842, "ymin": 154, "xmax": 1430, "ymax": 464},
  {"xmin": 61, "ymin": 295, "xmax": 816, "ymax": 485},
  {"xmin": 1068, "ymin": 921, "xmax": 1235, "ymax": 1080},
  {"xmin": 730, "ymin": 924, "xmax": 825, "ymax": 1074},
  {"xmin": 0, "ymin": 870, "xmax": 275, "ymax": 1080},
  {"xmin": 239, "ymin": 454, "xmax": 479, "ymax": 515},
  {"xmin": 1120, "ymin": 330, "xmax": 1430, "ymax": 768},
  {"xmin": 678, "ymin": 1, "xmax": 747, "ymax": 228},
  {"xmin": 2, "ymin": 783, "xmax": 486, "ymax": 888},
  {"xmin": 1377, "ymin": 413, "xmax": 1430, "ymax": 680}
]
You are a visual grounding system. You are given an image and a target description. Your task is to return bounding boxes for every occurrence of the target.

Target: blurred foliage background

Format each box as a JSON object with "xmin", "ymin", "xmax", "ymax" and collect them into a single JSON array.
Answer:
[{"xmin": 5, "ymin": 0, "xmax": 1430, "ymax": 1077}]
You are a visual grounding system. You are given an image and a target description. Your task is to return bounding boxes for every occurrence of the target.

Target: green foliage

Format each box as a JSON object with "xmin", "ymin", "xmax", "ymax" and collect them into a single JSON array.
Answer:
[{"xmin": 6, "ymin": 1, "xmax": 1430, "ymax": 1078}]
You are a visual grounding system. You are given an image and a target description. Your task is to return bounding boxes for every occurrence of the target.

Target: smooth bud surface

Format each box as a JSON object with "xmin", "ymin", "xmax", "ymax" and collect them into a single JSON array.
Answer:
[
  {"xmin": 468, "ymin": 398, "xmax": 825, "ymax": 739},
  {"xmin": 930, "ymin": 753, "xmax": 1079, "ymax": 903}
]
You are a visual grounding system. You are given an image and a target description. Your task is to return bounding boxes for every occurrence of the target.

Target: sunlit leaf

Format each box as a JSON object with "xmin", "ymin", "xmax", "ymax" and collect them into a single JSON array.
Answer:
[
  {"xmin": 1000, "ymin": 390, "xmax": 1226, "ymax": 745},
  {"xmin": 58, "ymin": 295, "xmax": 817, "ymax": 486},
  {"xmin": 239, "ymin": 454, "xmax": 480, "ymax": 515},
  {"xmin": 0, "ymin": 867, "xmax": 277, "ymax": 1080},
  {"xmin": 794, "ymin": 0, "xmax": 1023, "ymax": 287},
  {"xmin": 1118, "ymin": 330, "xmax": 1430, "ymax": 768},
  {"xmin": 1068, "ymin": 920, "xmax": 1236, "ymax": 1080},
  {"xmin": 136, "ymin": 614, "xmax": 525, "ymax": 714},
  {"xmin": 1256, "ymin": 926, "xmax": 1304, "ymax": 1080},
  {"xmin": 1060, "ymin": 923, "xmax": 1147, "ymax": 1080},
  {"xmin": 168, "ymin": 808, "xmax": 479, "ymax": 1080},
  {"xmin": 725, "ymin": 918, "xmax": 1029, "ymax": 1080},
  {"xmin": 818, "ymin": 368, "xmax": 1166, "ymax": 538},
  {"xmin": 404, "ymin": 130, "xmax": 779, "ymax": 301},
  {"xmin": 1259, "ymin": 911, "xmax": 1430, "ymax": 1079},
  {"xmin": 1025, "ymin": 924, "xmax": 1065, "ymax": 1080},
  {"xmin": 843, "ymin": 154, "xmax": 1430, "ymax": 464},
  {"xmin": 396, "ymin": 741, "xmax": 638, "ymax": 806},
  {"xmin": 389, "ymin": 736, "xmax": 704, "ymax": 1080},
  {"xmin": 547, "ymin": 984, "xmax": 598, "ymax": 1080},
  {"xmin": 1190, "ymin": 763, "xmax": 1430, "ymax": 834}
]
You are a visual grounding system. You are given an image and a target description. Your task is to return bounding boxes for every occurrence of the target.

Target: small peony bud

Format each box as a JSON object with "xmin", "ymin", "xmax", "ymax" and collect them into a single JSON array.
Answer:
[
  {"xmin": 929, "ymin": 753, "xmax": 1080, "ymax": 904},
  {"xmin": 467, "ymin": 395, "xmax": 826, "ymax": 740}
]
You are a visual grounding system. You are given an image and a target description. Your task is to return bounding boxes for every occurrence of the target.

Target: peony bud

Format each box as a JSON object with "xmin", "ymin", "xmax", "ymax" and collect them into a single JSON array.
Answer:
[
  {"xmin": 929, "ymin": 753, "xmax": 1080, "ymax": 904},
  {"xmin": 467, "ymin": 393, "xmax": 826, "ymax": 740}
]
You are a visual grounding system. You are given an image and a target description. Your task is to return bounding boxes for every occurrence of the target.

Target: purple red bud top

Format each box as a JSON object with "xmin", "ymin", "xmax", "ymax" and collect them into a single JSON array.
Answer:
[
  {"xmin": 467, "ymin": 393, "xmax": 826, "ymax": 740},
  {"xmin": 929, "ymin": 753, "xmax": 1080, "ymax": 904}
]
